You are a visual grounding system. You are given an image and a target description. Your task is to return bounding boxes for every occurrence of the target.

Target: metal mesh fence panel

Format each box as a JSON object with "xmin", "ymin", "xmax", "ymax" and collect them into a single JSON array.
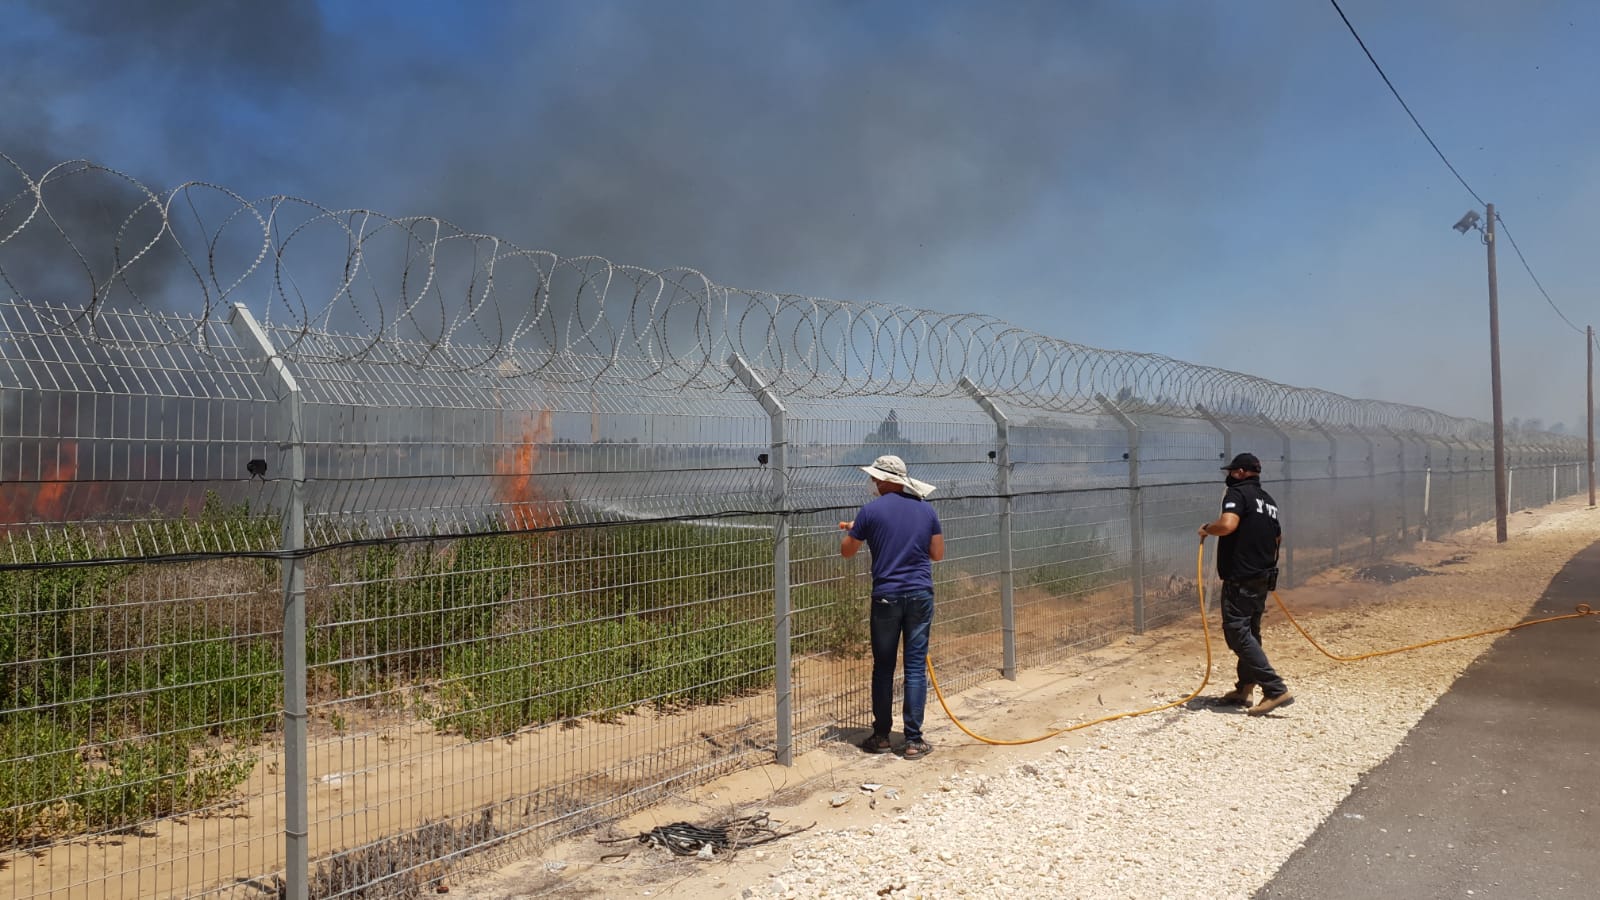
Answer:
[
  {"xmin": 1, "ymin": 306, "xmax": 287, "ymax": 899},
  {"xmin": 1, "ymin": 159, "xmax": 1590, "ymax": 898},
  {"xmin": 770, "ymin": 393, "xmax": 1002, "ymax": 746},
  {"xmin": 1004, "ymin": 414, "xmax": 1137, "ymax": 666},
  {"xmin": 282, "ymin": 350, "xmax": 787, "ymax": 897},
  {"xmin": 3, "ymin": 303, "xmax": 1587, "ymax": 899}
]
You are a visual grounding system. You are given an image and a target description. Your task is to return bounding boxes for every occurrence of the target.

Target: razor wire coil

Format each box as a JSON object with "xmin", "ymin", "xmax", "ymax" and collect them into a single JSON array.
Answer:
[{"xmin": 0, "ymin": 154, "xmax": 1559, "ymax": 438}]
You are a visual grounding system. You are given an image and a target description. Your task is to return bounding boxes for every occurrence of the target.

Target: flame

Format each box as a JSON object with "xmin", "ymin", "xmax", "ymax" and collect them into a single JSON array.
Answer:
[
  {"xmin": 35, "ymin": 440, "xmax": 77, "ymax": 517},
  {"xmin": 0, "ymin": 439, "xmax": 78, "ymax": 527},
  {"xmin": 0, "ymin": 477, "xmax": 28, "ymax": 527},
  {"xmin": 498, "ymin": 410, "xmax": 554, "ymax": 529}
]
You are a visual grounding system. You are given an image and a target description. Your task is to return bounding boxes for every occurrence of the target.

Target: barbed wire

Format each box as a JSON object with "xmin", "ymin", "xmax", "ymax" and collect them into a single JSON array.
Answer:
[{"xmin": 0, "ymin": 155, "xmax": 1540, "ymax": 437}]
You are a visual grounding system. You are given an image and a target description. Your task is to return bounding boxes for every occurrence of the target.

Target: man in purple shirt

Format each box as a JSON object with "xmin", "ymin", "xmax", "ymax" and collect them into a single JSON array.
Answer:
[{"xmin": 839, "ymin": 455, "xmax": 945, "ymax": 759}]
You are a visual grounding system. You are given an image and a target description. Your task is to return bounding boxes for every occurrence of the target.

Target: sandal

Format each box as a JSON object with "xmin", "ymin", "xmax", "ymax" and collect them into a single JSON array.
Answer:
[
  {"xmin": 900, "ymin": 739, "xmax": 933, "ymax": 760},
  {"xmin": 859, "ymin": 733, "xmax": 893, "ymax": 754}
]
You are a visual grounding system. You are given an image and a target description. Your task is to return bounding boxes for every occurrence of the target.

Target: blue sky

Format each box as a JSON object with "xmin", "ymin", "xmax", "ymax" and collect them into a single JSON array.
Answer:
[{"xmin": 5, "ymin": 0, "xmax": 1598, "ymax": 429}]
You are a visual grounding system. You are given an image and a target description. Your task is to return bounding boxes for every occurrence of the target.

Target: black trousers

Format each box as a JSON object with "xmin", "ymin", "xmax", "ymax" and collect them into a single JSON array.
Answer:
[{"xmin": 1220, "ymin": 578, "xmax": 1288, "ymax": 697}]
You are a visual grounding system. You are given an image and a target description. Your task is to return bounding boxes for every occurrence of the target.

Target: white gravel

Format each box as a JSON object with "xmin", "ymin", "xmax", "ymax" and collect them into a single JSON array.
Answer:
[{"xmin": 741, "ymin": 509, "xmax": 1599, "ymax": 900}]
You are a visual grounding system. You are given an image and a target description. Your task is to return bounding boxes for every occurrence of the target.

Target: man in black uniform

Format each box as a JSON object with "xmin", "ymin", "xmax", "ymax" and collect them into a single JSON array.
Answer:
[{"xmin": 1198, "ymin": 452, "xmax": 1294, "ymax": 716}]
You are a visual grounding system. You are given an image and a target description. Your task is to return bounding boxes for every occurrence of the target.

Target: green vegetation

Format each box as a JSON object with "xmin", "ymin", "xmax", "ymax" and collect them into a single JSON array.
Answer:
[
  {"xmin": 0, "ymin": 495, "xmax": 276, "ymax": 847},
  {"xmin": 0, "ymin": 714, "xmax": 81, "ymax": 844},
  {"xmin": 0, "ymin": 506, "xmax": 907, "ymax": 846},
  {"xmin": 792, "ymin": 581, "xmax": 867, "ymax": 656},
  {"xmin": 317, "ymin": 536, "xmax": 516, "ymax": 683},
  {"xmin": 431, "ymin": 609, "xmax": 775, "ymax": 740},
  {"xmin": 1019, "ymin": 527, "xmax": 1121, "ymax": 599},
  {"xmin": 425, "ymin": 523, "xmax": 785, "ymax": 738}
]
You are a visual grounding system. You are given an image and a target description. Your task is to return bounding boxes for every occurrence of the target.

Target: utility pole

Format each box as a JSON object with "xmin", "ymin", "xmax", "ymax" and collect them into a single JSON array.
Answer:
[
  {"xmin": 1485, "ymin": 203, "xmax": 1508, "ymax": 543},
  {"xmin": 1589, "ymin": 325, "xmax": 1595, "ymax": 508}
]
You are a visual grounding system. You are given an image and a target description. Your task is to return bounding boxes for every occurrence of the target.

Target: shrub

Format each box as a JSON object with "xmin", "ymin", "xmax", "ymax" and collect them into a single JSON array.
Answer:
[
  {"xmin": 78, "ymin": 736, "xmax": 256, "ymax": 830},
  {"xmin": 0, "ymin": 714, "xmax": 83, "ymax": 845},
  {"xmin": 432, "ymin": 610, "xmax": 777, "ymax": 741},
  {"xmin": 319, "ymin": 535, "xmax": 528, "ymax": 682},
  {"xmin": 140, "ymin": 637, "xmax": 280, "ymax": 743},
  {"xmin": 792, "ymin": 582, "xmax": 866, "ymax": 657}
]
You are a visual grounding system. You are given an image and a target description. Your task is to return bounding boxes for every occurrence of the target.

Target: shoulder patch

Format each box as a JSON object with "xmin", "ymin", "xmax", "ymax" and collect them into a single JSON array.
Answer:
[{"xmin": 1223, "ymin": 502, "xmax": 1237, "ymax": 509}]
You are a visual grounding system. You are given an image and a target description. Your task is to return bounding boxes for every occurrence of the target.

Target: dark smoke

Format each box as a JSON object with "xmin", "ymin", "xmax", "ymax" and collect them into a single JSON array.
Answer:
[
  {"xmin": 4, "ymin": 2, "xmax": 1284, "ymax": 315},
  {"xmin": 361, "ymin": 2, "xmax": 1283, "ymax": 303},
  {"xmin": 2, "ymin": 0, "xmax": 326, "ymax": 311}
]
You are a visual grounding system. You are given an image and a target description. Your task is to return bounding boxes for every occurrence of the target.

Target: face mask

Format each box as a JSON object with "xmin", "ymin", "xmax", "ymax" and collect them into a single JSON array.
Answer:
[{"xmin": 1225, "ymin": 472, "xmax": 1253, "ymax": 486}]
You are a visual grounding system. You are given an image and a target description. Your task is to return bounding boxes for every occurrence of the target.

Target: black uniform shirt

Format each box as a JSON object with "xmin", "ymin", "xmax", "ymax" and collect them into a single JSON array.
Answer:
[{"xmin": 1216, "ymin": 475, "xmax": 1281, "ymax": 582}]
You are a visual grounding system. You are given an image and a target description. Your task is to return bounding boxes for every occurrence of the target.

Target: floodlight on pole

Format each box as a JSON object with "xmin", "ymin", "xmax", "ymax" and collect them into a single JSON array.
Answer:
[{"xmin": 1453, "ymin": 204, "xmax": 1508, "ymax": 543}]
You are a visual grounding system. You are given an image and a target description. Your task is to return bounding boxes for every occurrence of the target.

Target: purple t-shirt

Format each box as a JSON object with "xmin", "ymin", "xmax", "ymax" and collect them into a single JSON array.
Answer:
[{"xmin": 849, "ymin": 490, "xmax": 942, "ymax": 596}]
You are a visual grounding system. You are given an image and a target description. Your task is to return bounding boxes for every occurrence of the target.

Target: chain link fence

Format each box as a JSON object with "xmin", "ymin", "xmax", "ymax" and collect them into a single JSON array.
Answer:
[{"xmin": 1, "ymin": 159, "xmax": 1588, "ymax": 898}]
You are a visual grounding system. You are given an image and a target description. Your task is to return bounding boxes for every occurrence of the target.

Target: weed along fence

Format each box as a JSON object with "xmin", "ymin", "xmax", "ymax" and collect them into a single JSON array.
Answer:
[{"xmin": 0, "ymin": 161, "xmax": 1589, "ymax": 899}]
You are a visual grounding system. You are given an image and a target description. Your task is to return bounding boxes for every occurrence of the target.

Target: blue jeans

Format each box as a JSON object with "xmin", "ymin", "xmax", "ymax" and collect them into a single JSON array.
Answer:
[
  {"xmin": 869, "ymin": 591, "xmax": 934, "ymax": 742},
  {"xmin": 1220, "ymin": 579, "xmax": 1287, "ymax": 697}
]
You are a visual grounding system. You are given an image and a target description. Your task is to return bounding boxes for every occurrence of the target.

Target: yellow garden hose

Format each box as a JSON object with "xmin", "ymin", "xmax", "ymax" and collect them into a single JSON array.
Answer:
[
  {"xmin": 1272, "ymin": 592, "xmax": 1596, "ymax": 661},
  {"xmin": 927, "ymin": 540, "xmax": 1600, "ymax": 746},
  {"xmin": 925, "ymin": 538, "xmax": 1216, "ymax": 746}
]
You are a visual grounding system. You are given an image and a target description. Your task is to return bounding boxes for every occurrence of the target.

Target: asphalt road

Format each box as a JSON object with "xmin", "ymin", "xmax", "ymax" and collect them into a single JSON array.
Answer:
[{"xmin": 1257, "ymin": 539, "xmax": 1600, "ymax": 899}]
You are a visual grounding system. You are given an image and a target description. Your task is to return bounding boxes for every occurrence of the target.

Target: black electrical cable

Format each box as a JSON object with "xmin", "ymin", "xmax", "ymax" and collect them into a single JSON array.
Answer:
[
  {"xmin": 1495, "ymin": 214, "xmax": 1585, "ymax": 335},
  {"xmin": 1327, "ymin": 0, "xmax": 1485, "ymax": 206},
  {"xmin": 0, "ymin": 479, "xmax": 1234, "ymax": 572},
  {"xmin": 595, "ymin": 813, "xmax": 813, "ymax": 861},
  {"xmin": 1328, "ymin": 2, "xmax": 1586, "ymax": 346}
]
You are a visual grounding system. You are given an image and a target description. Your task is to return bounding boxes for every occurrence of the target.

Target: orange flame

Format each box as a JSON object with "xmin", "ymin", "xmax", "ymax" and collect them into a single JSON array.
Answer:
[
  {"xmin": 498, "ymin": 410, "xmax": 554, "ymax": 529},
  {"xmin": 36, "ymin": 440, "xmax": 77, "ymax": 517},
  {"xmin": 0, "ymin": 439, "xmax": 78, "ymax": 528}
]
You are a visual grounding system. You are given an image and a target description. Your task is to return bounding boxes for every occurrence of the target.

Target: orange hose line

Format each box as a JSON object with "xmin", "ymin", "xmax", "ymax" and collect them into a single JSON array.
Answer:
[
  {"xmin": 926, "ymin": 540, "xmax": 1216, "ymax": 746},
  {"xmin": 927, "ymin": 541, "xmax": 1597, "ymax": 746},
  {"xmin": 1273, "ymin": 592, "xmax": 1595, "ymax": 661}
]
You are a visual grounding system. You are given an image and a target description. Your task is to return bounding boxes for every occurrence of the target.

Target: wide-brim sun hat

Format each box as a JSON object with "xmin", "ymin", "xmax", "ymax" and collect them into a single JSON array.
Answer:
[{"xmin": 860, "ymin": 454, "xmax": 936, "ymax": 499}]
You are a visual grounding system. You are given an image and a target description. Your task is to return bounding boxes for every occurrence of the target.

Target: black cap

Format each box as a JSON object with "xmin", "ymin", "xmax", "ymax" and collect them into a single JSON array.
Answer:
[{"xmin": 1221, "ymin": 452, "xmax": 1261, "ymax": 472}]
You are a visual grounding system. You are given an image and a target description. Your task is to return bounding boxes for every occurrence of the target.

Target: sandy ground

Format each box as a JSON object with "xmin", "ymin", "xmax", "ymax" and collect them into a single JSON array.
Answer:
[{"xmin": 456, "ymin": 497, "xmax": 1600, "ymax": 899}]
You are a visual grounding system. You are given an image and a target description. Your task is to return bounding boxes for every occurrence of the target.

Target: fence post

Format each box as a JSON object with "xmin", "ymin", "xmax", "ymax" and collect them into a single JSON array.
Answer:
[
  {"xmin": 228, "ymin": 303, "xmax": 308, "ymax": 900},
  {"xmin": 1507, "ymin": 443, "xmax": 1517, "ymax": 514},
  {"xmin": 1309, "ymin": 419, "xmax": 1339, "ymax": 566},
  {"xmin": 1413, "ymin": 432, "xmax": 1432, "ymax": 537},
  {"xmin": 1195, "ymin": 404, "xmax": 1232, "ymax": 468},
  {"xmin": 1542, "ymin": 441, "xmax": 1555, "ymax": 506},
  {"xmin": 1414, "ymin": 432, "xmax": 1440, "ymax": 538},
  {"xmin": 1355, "ymin": 430, "xmax": 1377, "ymax": 558},
  {"xmin": 1474, "ymin": 438, "xmax": 1489, "ymax": 522},
  {"xmin": 1453, "ymin": 440, "xmax": 1464, "ymax": 519},
  {"xmin": 1459, "ymin": 437, "xmax": 1476, "ymax": 531},
  {"xmin": 959, "ymin": 377, "xmax": 1015, "ymax": 680},
  {"xmin": 1195, "ymin": 405, "xmax": 1232, "ymax": 613},
  {"xmin": 1454, "ymin": 437, "xmax": 1468, "ymax": 529},
  {"xmin": 1257, "ymin": 414, "xmax": 1294, "ymax": 587},
  {"xmin": 728, "ymin": 354, "xmax": 794, "ymax": 766},
  {"xmin": 1096, "ymin": 394, "xmax": 1144, "ymax": 633},
  {"xmin": 1381, "ymin": 426, "xmax": 1407, "ymax": 544}
]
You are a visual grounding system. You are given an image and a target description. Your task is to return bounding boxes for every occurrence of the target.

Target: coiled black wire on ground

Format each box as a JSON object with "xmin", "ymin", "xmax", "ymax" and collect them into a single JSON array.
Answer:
[{"xmin": 596, "ymin": 812, "xmax": 814, "ymax": 861}]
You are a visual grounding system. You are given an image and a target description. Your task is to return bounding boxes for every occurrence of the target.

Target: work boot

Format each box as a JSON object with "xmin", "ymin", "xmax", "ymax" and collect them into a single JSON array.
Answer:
[
  {"xmin": 1217, "ymin": 684, "xmax": 1255, "ymax": 706},
  {"xmin": 1247, "ymin": 691, "xmax": 1295, "ymax": 717}
]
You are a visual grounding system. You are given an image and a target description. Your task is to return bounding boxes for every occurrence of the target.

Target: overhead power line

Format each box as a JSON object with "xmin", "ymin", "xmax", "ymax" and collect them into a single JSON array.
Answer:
[
  {"xmin": 1327, "ymin": 0, "xmax": 1485, "ymax": 206},
  {"xmin": 1495, "ymin": 214, "xmax": 1584, "ymax": 336},
  {"xmin": 1328, "ymin": 0, "xmax": 1585, "ymax": 337}
]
